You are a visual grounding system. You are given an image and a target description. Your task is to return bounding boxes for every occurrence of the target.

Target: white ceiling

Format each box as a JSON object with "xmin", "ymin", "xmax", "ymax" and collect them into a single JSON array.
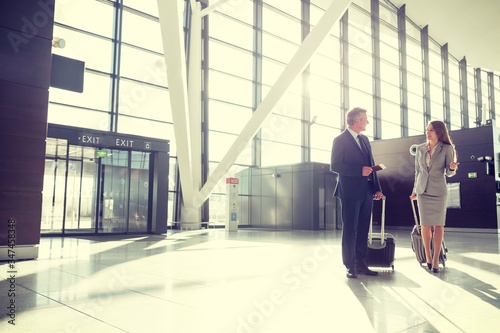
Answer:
[{"xmin": 313, "ymin": 0, "xmax": 500, "ymax": 74}]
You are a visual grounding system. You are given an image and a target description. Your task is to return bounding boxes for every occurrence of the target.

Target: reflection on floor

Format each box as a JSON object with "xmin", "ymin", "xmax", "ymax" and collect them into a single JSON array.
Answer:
[{"xmin": 1, "ymin": 228, "xmax": 499, "ymax": 333}]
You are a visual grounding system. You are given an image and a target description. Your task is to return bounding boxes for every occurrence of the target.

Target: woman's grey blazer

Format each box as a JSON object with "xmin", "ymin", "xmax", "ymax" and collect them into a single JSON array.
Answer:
[{"xmin": 413, "ymin": 141, "xmax": 456, "ymax": 196}]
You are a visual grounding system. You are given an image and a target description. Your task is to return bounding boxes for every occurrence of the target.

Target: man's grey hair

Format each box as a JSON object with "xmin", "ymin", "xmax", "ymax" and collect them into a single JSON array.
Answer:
[{"xmin": 346, "ymin": 107, "xmax": 367, "ymax": 126}]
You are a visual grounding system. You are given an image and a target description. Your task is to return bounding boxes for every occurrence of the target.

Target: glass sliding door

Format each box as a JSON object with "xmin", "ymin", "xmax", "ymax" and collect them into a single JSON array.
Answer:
[
  {"xmin": 129, "ymin": 151, "xmax": 150, "ymax": 233},
  {"xmin": 98, "ymin": 149, "xmax": 130, "ymax": 233},
  {"xmin": 65, "ymin": 146, "xmax": 98, "ymax": 234},
  {"xmin": 41, "ymin": 138, "xmax": 68, "ymax": 233},
  {"xmin": 42, "ymin": 143, "xmax": 152, "ymax": 235}
]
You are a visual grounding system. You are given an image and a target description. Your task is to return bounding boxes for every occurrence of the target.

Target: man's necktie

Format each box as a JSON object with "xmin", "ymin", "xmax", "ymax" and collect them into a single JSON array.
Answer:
[{"xmin": 358, "ymin": 135, "xmax": 371, "ymax": 163}]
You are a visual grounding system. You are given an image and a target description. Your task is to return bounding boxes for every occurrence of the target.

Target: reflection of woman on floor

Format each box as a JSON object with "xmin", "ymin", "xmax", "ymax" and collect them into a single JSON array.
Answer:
[{"xmin": 410, "ymin": 120, "xmax": 459, "ymax": 273}]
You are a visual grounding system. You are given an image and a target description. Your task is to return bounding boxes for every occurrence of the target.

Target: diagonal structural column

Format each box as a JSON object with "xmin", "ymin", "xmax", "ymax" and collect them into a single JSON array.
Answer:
[
  {"xmin": 186, "ymin": 0, "xmax": 203, "ymax": 222},
  {"xmin": 198, "ymin": 0, "xmax": 352, "ymax": 204},
  {"xmin": 157, "ymin": 0, "xmax": 195, "ymax": 215}
]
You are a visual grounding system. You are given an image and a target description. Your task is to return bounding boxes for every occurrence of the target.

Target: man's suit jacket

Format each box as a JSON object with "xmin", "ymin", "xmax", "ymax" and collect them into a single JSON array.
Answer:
[
  {"xmin": 413, "ymin": 142, "xmax": 456, "ymax": 195},
  {"xmin": 330, "ymin": 130, "xmax": 382, "ymax": 200}
]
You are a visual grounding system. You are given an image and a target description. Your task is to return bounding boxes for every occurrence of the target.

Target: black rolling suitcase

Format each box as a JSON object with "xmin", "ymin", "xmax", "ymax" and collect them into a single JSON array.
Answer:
[
  {"xmin": 366, "ymin": 196, "xmax": 396, "ymax": 270},
  {"xmin": 410, "ymin": 198, "xmax": 447, "ymax": 267}
]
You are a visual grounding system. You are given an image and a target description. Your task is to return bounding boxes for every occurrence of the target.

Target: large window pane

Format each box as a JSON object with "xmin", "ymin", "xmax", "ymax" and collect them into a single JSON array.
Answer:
[
  {"xmin": 261, "ymin": 142, "xmax": 301, "ymax": 166},
  {"xmin": 350, "ymin": 49, "xmax": 372, "ymax": 75},
  {"xmin": 408, "ymin": 109, "xmax": 424, "ymax": 135},
  {"xmin": 312, "ymin": 124, "xmax": 339, "ymax": 152},
  {"xmin": 310, "ymin": 52, "xmax": 339, "ymax": 79},
  {"xmin": 381, "ymin": 80, "xmax": 400, "ymax": 104},
  {"xmin": 264, "ymin": 0, "xmax": 301, "ymax": 19},
  {"xmin": 350, "ymin": 68, "xmax": 372, "ymax": 94},
  {"xmin": 209, "ymin": 70, "xmax": 253, "ymax": 107},
  {"xmin": 273, "ymin": 91, "xmax": 303, "ymax": 120},
  {"xmin": 262, "ymin": 58, "xmax": 286, "ymax": 87},
  {"xmin": 210, "ymin": 11, "xmax": 254, "ymax": 51},
  {"xmin": 123, "ymin": 0, "xmax": 158, "ymax": 16},
  {"xmin": 117, "ymin": 116, "xmax": 174, "ymax": 149},
  {"xmin": 48, "ymin": 104, "xmax": 110, "ymax": 129},
  {"xmin": 49, "ymin": 72, "xmax": 112, "ymax": 111},
  {"xmin": 208, "ymin": 100, "xmax": 252, "ymax": 134},
  {"xmin": 349, "ymin": 90, "xmax": 373, "ymax": 137},
  {"xmin": 263, "ymin": 6, "xmax": 301, "ymax": 44},
  {"xmin": 261, "ymin": 115, "xmax": 301, "ymax": 145},
  {"xmin": 310, "ymin": 75, "xmax": 340, "ymax": 104},
  {"xmin": 209, "ymin": 41, "xmax": 253, "ymax": 79},
  {"xmin": 213, "ymin": 0, "xmax": 254, "ymax": 25},
  {"xmin": 120, "ymin": 46, "xmax": 168, "ymax": 86},
  {"xmin": 118, "ymin": 80, "xmax": 171, "ymax": 122},
  {"xmin": 52, "ymin": 26, "xmax": 113, "ymax": 73},
  {"xmin": 209, "ymin": 132, "xmax": 252, "ymax": 165},
  {"xmin": 262, "ymin": 33, "xmax": 298, "ymax": 63},
  {"xmin": 311, "ymin": 99, "xmax": 342, "ymax": 129},
  {"xmin": 310, "ymin": 5, "xmax": 340, "ymax": 37},
  {"xmin": 55, "ymin": 0, "xmax": 115, "ymax": 37},
  {"xmin": 122, "ymin": 11, "xmax": 162, "ymax": 53}
]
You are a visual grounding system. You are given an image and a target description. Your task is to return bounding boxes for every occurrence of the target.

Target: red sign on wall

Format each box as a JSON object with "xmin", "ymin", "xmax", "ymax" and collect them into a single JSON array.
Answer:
[{"xmin": 226, "ymin": 177, "xmax": 239, "ymax": 184}]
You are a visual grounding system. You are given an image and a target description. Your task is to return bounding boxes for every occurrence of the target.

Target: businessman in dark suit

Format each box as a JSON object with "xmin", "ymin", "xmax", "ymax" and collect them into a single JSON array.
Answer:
[{"xmin": 330, "ymin": 107, "xmax": 383, "ymax": 278}]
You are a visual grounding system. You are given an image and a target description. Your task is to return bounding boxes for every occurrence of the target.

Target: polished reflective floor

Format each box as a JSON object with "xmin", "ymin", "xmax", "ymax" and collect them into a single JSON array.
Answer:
[{"xmin": 1, "ymin": 228, "xmax": 499, "ymax": 333}]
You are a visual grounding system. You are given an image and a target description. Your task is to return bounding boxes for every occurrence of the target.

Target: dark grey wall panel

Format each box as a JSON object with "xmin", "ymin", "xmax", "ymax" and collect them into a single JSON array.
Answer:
[
  {"xmin": 0, "ymin": 81, "xmax": 49, "ymax": 139},
  {"xmin": 250, "ymin": 168, "xmax": 262, "ymax": 227},
  {"xmin": 0, "ymin": 26, "xmax": 52, "ymax": 89},
  {"xmin": 240, "ymin": 162, "xmax": 333, "ymax": 230},
  {"xmin": 0, "ymin": 0, "xmax": 55, "ymax": 39},
  {"xmin": 260, "ymin": 169, "xmax": 276, "ymax": 228},
  {"xmin": 277, "ymin": 170, "xmax": 293, "ymax": 229},
  {"xmin": 372, "ymin": 125, "xmax": 498, "ymax": 230},
  {"xmin": 293, "ymin": 170, "xmax": 313, "ymax": 229},
  {"xmin": 0, "ymin": 0, "xmax": 54, "ymax": 255}
]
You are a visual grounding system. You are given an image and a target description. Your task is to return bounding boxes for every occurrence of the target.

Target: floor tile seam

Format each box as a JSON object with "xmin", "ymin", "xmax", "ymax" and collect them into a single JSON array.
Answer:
[
  {"xmin": 402, "ymin": 286, "xmax": 469, "ymax": 333},
  {"xmin": 17, "ymin": 286, "xmax": 131, "ymax": 332},
  {"xmin": 124, "ymin": 288, "xmax": 201, "ymax": 309}
]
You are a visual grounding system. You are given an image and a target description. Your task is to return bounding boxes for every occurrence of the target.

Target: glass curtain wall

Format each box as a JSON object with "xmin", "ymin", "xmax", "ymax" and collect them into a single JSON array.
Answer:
[{"xmin": 49, "ymin": 0, "xmax": 500, "ymax": 224}]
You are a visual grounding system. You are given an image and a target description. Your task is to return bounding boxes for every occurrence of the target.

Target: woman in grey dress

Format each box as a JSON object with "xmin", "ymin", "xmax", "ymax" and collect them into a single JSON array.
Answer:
[{"xmin": 410, "ymin": 121, "xmax": 459, "ymax": 273}]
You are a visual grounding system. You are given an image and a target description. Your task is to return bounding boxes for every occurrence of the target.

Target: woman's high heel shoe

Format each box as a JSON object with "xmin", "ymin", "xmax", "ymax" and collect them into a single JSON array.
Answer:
[
  {"xmin": 427, "ymin": 263, "xmax": 432, "ymax": 270},
  {"xmin": 432, "ymin": 267, "xmax": 440, "ymax": 273}
]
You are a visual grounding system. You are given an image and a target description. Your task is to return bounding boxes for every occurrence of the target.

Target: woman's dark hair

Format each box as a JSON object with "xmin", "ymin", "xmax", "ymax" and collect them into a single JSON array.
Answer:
[{"xmin": 430, "ymin": 120, "xmax": 457, "ymax": 160}]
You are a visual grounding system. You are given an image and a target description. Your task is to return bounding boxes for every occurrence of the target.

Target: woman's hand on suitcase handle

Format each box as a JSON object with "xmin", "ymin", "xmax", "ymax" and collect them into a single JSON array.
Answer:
[
  {"xmin": 373, "ymin": 191, "xmax": 384, "ymax": 200},
  {"xmin": 410, "ymin": 193, "xmax": 417, "ymax": 200}
]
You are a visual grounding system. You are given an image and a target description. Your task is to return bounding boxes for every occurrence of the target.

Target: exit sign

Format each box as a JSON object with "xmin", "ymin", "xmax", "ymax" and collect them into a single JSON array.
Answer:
[
  {"xmin": 468, "ymin": 172, "xmax": 477, "ymax": 179},
  {"xmin": 95, "ymin": 150, "xmax": 108, "ymax": 158}
]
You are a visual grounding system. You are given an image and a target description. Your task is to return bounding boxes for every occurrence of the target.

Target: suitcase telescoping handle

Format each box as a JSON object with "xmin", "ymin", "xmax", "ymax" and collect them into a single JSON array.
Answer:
[
  {"xmin": 410, "ymin": 196, "xmax": 421, "ymax": 235},
  {"xmin": 368, "ymin": 195, "xmax": 386, "ymax": 246}
]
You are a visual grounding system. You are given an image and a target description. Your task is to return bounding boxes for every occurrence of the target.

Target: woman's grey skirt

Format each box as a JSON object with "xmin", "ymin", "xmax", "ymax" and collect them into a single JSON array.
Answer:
[{"xmin": 417, "ymin": 192, "xmax": 447, "ymax": 226}]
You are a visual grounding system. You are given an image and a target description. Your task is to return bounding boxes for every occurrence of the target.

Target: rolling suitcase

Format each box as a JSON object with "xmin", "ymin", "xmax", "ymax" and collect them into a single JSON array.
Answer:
[
  {"xmin": 366, "ymin": 196, "xmax": 396, "ymax": 270},
  {"xmin": 410, "ymin": 198, "xmax": 447, "ymax": 267}
]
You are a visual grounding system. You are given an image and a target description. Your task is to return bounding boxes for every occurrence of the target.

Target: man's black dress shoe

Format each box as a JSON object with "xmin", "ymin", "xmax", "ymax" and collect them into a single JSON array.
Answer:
[
  {"xmin": 356, "ymin": 266, "xmax": 378, "ymax": 276},
  {"xmin": 346, "ymin": 268, "xmax": 358, "ymax": 278}
]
